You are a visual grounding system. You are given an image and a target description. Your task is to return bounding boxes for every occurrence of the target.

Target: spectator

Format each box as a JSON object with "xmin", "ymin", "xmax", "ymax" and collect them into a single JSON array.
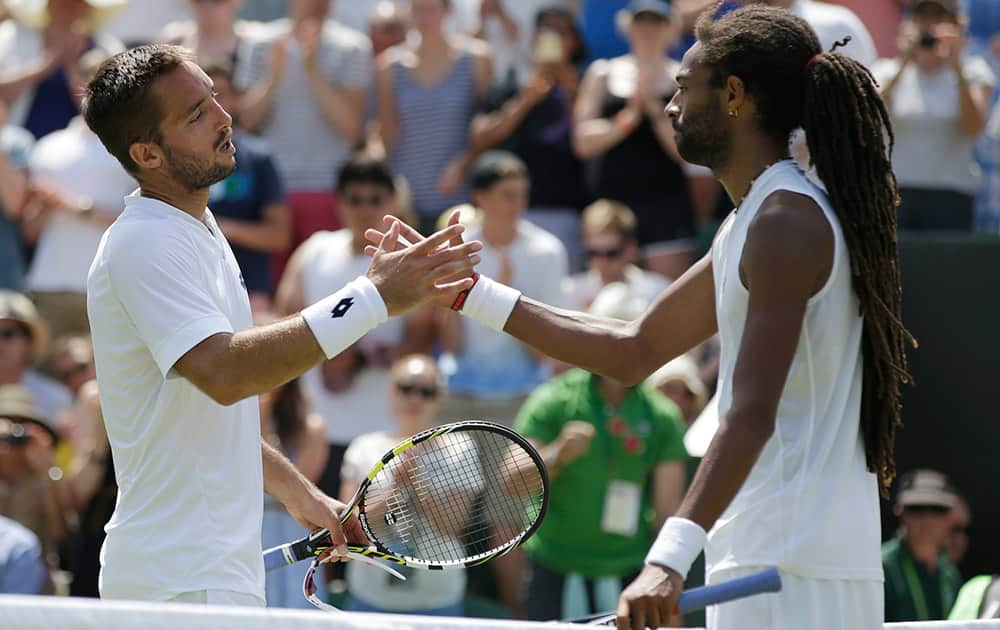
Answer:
[
  {"xmin": 438, "ymin": 152, "xmax": 567, "ymax": 429},
  {"xmin": 98, "ymin": 0, "xmax": 190, "ymax": 48},
  {"xmin": 759, "ymin": 0, "xmax": 877, "ymax": 66},
  {"xmin": 0, "ymin": 98, "xmax": 34, "ymax": 292},
  {"xmin": 883, "ymin": 469, "xmax": 963, "ymax": 622},
  {"xmin": 368, "ymin": 1, "xmax": 409, "ymax": 57},
  {"xmin": 21, "ymin": 49, "xmax": 136, "ymax": 341},
  {"xmin": 375, "ymin": 0, "xmax": 492, "ymax": 234},
  {"xmin": 873, "ymin": 0, "xmax": 994, "ymax": 231},
  {"xmin": 515, "ymin": 282, "xmax": 687, "ymax": 622},
  {"xmin": 646, "ymin": 353, "xmax": 708, "ymax": 428},
  {"xmin": 203, "ymin": 64, "xmax": 291, "ymax": 313},
  {"xmin": 474, "ymin": 0, "xmax": 575, "ymax": 88},
  {"xmin": 259, "ymin": 372, "xmax": 329, "ymax": 608},
  {"xmin": 332, "ymin": 0, "xmax": 478, "ymax": 37},
  {"xmin": 948, "ymin": 574, "xmax": 1000, "ymax": 620},
  {"xmin": 275, "ymin": 157, "xmax": 429, "ymax": 503},
  {"xmin": 339, "ymin": 354, "xmax": 466, "ymax": 616},
  {"xmin": 0, "ymin": 514, "xmax": 47, "ymax": 594},
  {"xmin": 562, "ymin": 199, "xmax": 670, "ymax": 311},
  {"xmin": 235, "ymin": 0, "xmax": 373, "ymax": 277},
  {"xmin": 472, "ymin": 6, "xmax": 589, "ymax": 271},
  {"xmin": 828, "ymin": 0, "xmax": 906, "ymax": 58},
  {"xmin": 0, "ymin": 0, "xmax": 125, "ymax": 139},
  {"xmin": 573, "ymin": 0, "xmax": 695, "ymax": 281},
  {"xmin": 158, "ymin": 0, "xmax": 253, "ymax": 69},
  {"xmin": 0, "ymin": 385, "xmax": 66, "ymax": 581},
  {"xmin": 946, "ymin": 494, "xmax": 970, "ymax": 567},
  {"xmin": 0, "ymin": 291, "xmax": 72, "ymax": 423}
]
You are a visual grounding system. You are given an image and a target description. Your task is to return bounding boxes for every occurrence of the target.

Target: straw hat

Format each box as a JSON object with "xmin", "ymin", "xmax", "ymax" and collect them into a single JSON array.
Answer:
[
  {"xmin": 0, "ymin": 291, "xmax": 48, "ymax": 359},
  {"xmin": 4, "ymin": 0, "xmax": 128, "ymax": 30},
  {"xmin": 0, "ymin": 385, "xmax": 58, "ymax": 443}
]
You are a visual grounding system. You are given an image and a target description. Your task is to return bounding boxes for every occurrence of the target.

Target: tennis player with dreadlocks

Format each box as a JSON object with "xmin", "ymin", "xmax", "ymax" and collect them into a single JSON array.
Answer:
[{"xmin": 366, "ymin": 4, "xmax": 913, "ymax": 629}]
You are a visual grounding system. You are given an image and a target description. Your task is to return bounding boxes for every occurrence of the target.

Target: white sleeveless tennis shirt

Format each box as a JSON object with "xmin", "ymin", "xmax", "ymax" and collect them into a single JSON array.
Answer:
[{"xmin": 707, "ymin": 160, "xmax": 882, "ymax": 582}]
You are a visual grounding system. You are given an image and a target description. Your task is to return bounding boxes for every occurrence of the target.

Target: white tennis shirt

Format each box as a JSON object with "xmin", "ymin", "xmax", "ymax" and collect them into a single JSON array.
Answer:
[
  {"xmin": 708, "ymin": 161, "xmax": 882, "ymax": 582},
  {"xmin": 88, "ymin": 192, "xmax": 264, "ymax": 602}
]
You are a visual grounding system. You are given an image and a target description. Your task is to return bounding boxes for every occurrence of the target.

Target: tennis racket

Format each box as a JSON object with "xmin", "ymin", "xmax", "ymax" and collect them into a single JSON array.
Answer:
[{"xmin": 263, "ymin": 420, "xmax": 549, "ymax": 576}]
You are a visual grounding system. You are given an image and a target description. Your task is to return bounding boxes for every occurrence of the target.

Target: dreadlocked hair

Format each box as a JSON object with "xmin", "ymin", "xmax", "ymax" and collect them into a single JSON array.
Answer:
[{"xmin": 695, "ymin": 5, "xmax": 916, "ymax": 497}]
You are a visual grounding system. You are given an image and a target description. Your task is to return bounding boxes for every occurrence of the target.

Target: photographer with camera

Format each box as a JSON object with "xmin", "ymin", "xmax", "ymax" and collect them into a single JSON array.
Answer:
[
  {"xmin": 873, "ymin": 0, "xmax": 995, "ymax": 231},
  {"xmin": 0, "ymin": 385, "xmax": 62, "ymax": 592}
]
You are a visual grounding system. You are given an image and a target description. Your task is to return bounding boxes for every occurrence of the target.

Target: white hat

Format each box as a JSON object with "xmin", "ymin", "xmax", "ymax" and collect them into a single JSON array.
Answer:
[
  {"xmin": 588, "ymin": 282, "xmax": 647, "ymax": 321},
  {"xmin": 648, "ymin": 354, "xmax": 708, "ymax": 412},
  {"xmin": 4, "ymin": 0, "xmax": 128, "ymax": 30}
]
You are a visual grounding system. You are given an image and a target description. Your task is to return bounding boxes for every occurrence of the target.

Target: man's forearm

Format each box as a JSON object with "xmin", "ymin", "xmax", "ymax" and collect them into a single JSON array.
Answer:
[
  {"xmin": 263, "ymin": 440, "xmax": 318, "ymax": 511},
  {"xmin": 674, "ymin": 411, "xmax": 774, "ymax": 530}
]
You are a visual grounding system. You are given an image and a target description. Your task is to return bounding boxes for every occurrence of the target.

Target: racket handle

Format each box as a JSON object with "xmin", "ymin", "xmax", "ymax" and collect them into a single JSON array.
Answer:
[
  {"xmin": 263, "ymin": 528, "xmax": 333, "ymax": 572},
  {"xmin": 676, "ymin": 567, "xmax": 782, "ymax": 614}
]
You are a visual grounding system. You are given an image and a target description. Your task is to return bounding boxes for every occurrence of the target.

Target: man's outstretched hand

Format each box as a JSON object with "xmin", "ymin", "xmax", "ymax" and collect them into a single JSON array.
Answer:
[{"xmin": 365, "ymin": 210, "xmax": 478, "ymax": 310}]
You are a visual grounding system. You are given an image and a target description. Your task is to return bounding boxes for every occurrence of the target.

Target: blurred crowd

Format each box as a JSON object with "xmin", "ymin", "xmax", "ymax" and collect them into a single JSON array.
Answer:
[{"xmin": 0, "ymin": 0, "xmax": 998, "ymax": 624}]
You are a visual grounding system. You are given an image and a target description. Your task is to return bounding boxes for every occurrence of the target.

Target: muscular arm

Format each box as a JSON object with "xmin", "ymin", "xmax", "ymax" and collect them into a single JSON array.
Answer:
[
  {"xmin": 503, "ymin": 253, "xmax": 717, "ymax": 385},
  {"xmin": 670, "ymin": 192, "xmax": 833, "ymax": 532},
  {"xmin": 174, "ymin": 314, "xmax": 325, "ymax": 406}
]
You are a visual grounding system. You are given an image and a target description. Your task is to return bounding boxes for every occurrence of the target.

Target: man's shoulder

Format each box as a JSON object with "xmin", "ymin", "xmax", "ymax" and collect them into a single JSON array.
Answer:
[
  {"xmin": 0, "ymin": 514, "xmax": 40, "ymax": 552},
  {"xmin": 881, "ymin": 535, "xmax": 902, "ymax": 562}
]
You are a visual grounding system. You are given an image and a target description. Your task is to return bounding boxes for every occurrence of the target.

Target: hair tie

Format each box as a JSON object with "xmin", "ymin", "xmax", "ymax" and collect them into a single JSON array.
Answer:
[{"xmin": 805, "ymin": 53, "xmax": 821, "ymax": 70}]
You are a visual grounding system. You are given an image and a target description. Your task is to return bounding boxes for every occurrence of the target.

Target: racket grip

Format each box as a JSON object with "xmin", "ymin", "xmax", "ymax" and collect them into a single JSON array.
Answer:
[
  {"xmin": 676, "ymin": 567, "xmax": 782, "ymax": 614},
  {"xmin": 263, "ymin": 544, "xmax": 292, "ymax": 571},
  {"xmin": 263, "ymin": 528, "xmax": 333, "ymax": 572}
]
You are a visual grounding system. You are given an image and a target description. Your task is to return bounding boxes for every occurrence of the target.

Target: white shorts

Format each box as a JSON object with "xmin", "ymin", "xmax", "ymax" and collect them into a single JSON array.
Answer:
[
  {"xmin": 167, "ymin": 589, "xmax": 265, "ymax": 608},
  {"xmin": 706, "ymin": 567, "xmax": 882, "ymax": 630}
]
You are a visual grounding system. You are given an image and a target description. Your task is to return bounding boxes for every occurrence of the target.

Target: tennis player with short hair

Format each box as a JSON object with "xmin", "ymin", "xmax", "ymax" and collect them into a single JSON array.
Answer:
[
  {"xmin": 367, "ymin": 5, "xmax": 912, "ymax": 629},
  {"xmin": 82, "ymin": 45, "xmax": 480, "ymax": 606}
]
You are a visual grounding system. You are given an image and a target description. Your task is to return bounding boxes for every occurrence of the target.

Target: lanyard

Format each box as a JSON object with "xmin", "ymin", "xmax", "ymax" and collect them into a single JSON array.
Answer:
[{"xmin": 901, "ymin": 552, "xmax": 951, "ymax": 621}]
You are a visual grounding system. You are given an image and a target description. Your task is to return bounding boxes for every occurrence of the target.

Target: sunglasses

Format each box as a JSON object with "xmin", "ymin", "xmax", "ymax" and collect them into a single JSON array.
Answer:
[
  {"xmin": 0, "ymin": 326, "xmax": 28, "ymax": 341},
  {"xmin": 344, "ymin": 193, "xmax": 387, "ymax": 208},
  {"xmin": 586, "ymin": 246, "xmax": 625, "ymax": 259},
  {"xmin": 396, "ymin": 383, "xmax": 439, "ymax": 400}
]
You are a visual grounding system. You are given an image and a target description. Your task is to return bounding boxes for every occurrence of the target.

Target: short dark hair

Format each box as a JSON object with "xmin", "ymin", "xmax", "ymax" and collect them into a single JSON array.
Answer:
[
  {"xmin": 469, "ymin": 151, "xmax": 528, "ymax": 191},
  {"xmin": 336, "ymin": 156, "xmax": 397, "ymax": 193},
  {"xmin": 82, "ymin": 44, "xmax": 195, "ymax": 175}
]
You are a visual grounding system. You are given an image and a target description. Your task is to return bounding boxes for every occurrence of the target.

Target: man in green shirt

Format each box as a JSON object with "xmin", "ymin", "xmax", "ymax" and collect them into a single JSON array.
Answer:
[
  {"xmin": 515, "ymin": 283, "xmax": 688, "ymax": 622},
  {"xmin": 883, "ymin": 469, "xmax": 963, "ymax": 622}
]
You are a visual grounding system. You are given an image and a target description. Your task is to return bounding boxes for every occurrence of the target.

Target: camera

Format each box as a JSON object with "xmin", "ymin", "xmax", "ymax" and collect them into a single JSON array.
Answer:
[
  {"xmin": 918, "ymin": 31, "xmax": 938, "ymax": 49},
  {"xmin": 0, "ymin": 421, "xmax": 28, "ymax": 446}
]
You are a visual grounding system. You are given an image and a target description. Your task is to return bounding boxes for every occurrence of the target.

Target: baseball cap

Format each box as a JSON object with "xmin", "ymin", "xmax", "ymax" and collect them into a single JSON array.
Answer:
[
  {"xmin": 625, "ymin": 0, "xmax": 672, "ymax": 19},
  {"xmin": 469, "ymin": 151, "xmax": 528, "ymax": 191},
  {"xmin": 911, "ymin": 0, "xmax": 960, "ymax": 16},
  {"xmin": 0, "ymin": 385, "xmax": 58, "ymax": 443},
  {"xmin": 895, "ymin": 469, "xmax": 958, "ymax": 510},
  {"xmin": 0, "ymin": 291, "xmax": 48, "ymax": 358}
]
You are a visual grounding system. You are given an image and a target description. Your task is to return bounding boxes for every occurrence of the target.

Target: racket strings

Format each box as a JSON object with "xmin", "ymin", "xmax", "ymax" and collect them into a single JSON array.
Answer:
[{"xmin": 362, "ymin": 429, "xmax": 545, "ymax": 565}]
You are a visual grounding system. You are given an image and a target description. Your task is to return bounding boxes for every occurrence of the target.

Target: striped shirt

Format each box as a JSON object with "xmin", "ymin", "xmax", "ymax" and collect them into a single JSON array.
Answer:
[
  {"xmin": 235, "ymin": 20, "xmax": 371, "ymax": 191},
  {"xmin": 388, "ymin": 49, "xmax": 476, "ymax": 220}
]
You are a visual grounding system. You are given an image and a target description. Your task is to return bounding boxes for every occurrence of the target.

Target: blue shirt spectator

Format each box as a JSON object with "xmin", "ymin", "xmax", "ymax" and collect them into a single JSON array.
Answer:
[
  {"xmin": 0, "ymin": 515, "xmax": 48, "ymax": 595},
  {"xmin": 208, "ymin": 131, "xmax": 288, "ymax": 297}
]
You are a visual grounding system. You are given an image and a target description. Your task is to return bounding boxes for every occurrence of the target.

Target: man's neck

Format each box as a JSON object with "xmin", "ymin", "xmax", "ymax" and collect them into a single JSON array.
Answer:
[
  {"xmin": 139, "ymin": 182, "xmax": 211, "ymax": 223},
  {"xmin": 0, "ymin": 366, "xmax": 22, "ymax": 385},
  {"xmin": 482, "ymin": 216, "xmax": 518, "ymax": 248},
  {"xmin": 904, "ymin": 537, "xmax": 941, "ymax": 572},
  {"xmin": 715, "ymin": 137, "xmax": 788, "ymax": 208}
]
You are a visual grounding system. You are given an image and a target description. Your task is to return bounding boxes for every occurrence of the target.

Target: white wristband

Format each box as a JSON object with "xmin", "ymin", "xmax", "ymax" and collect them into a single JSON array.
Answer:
[
  {"xmin": 301, "ymin": 276, "xmax": 388, "ymax": 359},
  {"xmin": 459, "ymin": 275, "xmax": 522, "ymax": 332},
  {"xmin": 645, "ymin": 517, "xmax": 707, "ymax": 580}
]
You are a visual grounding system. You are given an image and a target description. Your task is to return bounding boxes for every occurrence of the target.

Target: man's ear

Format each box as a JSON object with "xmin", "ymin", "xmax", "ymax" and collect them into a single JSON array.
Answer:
[
  {"xmin": 128, "ymin": 141, "xmax": 164, "ymax": 173},
  {"xmin": 724, "ymin": 74, "xmax": 748, "ymax": 115}
]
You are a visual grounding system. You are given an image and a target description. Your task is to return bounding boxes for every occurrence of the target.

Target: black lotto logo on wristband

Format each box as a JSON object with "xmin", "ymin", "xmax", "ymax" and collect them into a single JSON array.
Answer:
[{"xmin": 331, "ymin": 297, "xmax": 355, "ymax": 319}]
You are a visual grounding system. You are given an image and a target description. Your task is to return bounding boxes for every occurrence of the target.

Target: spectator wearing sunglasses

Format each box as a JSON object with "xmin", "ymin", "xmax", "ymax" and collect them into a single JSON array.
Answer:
[
  {"xmin": 563, "ymin": 199, "xmax": 670, "ymax": 312},
  {"xmin": 883, "ymin": 469, "xmax": 964, "ymax": 622},
  {"xmin": 339, "ymin": 354, "xmax": 467, "ymax": 616},
  {"xmin": 275, "ymin": 157, "xmax": 428, "ymax": 506}
]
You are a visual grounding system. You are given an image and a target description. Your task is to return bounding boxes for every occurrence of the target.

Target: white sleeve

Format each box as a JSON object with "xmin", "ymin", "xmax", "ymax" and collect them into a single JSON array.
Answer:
[
  {"xmin": 537, "ymin": 242, "xmax": 570, "ymax": 309},
  {"xmin": 107, "ymin": 232, "xmax": 233, "ymax": 378}
]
